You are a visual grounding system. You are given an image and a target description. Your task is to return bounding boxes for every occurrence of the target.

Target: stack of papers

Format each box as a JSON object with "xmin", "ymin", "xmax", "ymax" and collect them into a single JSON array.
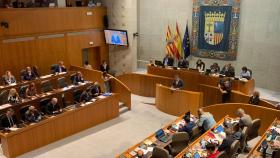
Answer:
[
  {"xmin": 9, "ymin": 128, "xmax": 19, "ymax": 131},
  {"xmin": 143, "ymin": 139, "xmax": 153, "ymax": 146}
]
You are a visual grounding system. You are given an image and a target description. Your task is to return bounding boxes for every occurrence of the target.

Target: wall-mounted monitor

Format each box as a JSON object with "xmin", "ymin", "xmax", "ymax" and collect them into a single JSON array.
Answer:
[{"xmin": 104, "ymin": 29, "xmax": 129, "ymax": 47}]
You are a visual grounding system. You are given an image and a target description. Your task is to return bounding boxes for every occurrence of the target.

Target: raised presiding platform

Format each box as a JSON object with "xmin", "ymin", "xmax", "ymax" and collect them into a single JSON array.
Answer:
[
  {"xmin": 147, "ymin": 65, "xmax": 255, "ymax": 95},
  {"xmin": 155, "ymin": 84, "xmax": 203, "ymax": 116},
  {"xmin": 0, "ymin": 94, "xmax": 119, "ymax": 158}
]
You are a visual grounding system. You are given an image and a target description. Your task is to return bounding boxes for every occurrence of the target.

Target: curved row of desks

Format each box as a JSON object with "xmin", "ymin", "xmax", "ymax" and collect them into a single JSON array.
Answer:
[
  {"xmin": 147, "ymin": 65, "xmax": 255, "ymax": 95},
  {"xmin": 117, "ymin": 73, "xmax": 277, "ymax": 111},
  {"xmin": 70, "ymin": 66, "xmax": 132, "ymax": 109},
  {"xmin": 116, "ymin": 103, "xmax": 280, "ymax": 158}
]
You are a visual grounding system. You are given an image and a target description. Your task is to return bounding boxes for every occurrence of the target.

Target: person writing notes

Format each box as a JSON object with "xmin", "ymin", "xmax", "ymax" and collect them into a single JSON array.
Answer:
[
  {"xmin": 240, "ymin": 66, "xmax": 251, "ymax": 80},
  {"xmin": 171, "ymin": 75, "xmax": 184, "ymax": 90}
]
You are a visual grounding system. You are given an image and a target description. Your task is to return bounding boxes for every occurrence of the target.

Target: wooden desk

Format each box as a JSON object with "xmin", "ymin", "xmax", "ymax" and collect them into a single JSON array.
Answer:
[
  {"xmin": 70, "ymin": 66, "xmax": 132, "ymax": 110},
  {"xmin": 147, "ymin": 65, "xmax": 255, "ymax": 95},
  {"xmin": 155, "ymin": 84, "xmax": 203, "ymax": 116},
  {"xmin": 0, "ymin": 94, "xmax": 119, "ymax": 158},
  {"xmin": 247, "ymin": 118, "xmax": 280, "ymax": 158},
  {"xmin": 202, "ymin": 103, "xmax": 280, "ymax": 134},
  {"xmin": 175, "ymin": 116, "xmax": 228, "ymax": 158},
  {"xmin": 199, "ymin": 84, "xmax": 277, "ymax": 109},
  {"xmin": 116, "ymin": 115, "xmax": 193, "ymax": 158},
  {"xmin": 117, "ymin": 73, "xmax": 173, "ymax": 97}
]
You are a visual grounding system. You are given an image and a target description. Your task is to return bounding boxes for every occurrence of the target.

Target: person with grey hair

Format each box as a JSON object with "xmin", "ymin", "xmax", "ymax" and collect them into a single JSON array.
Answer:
[
  {"xmin": 197, "ymin": 108, "xmax": 216, "ymax": 133},
  {"xmin": 236, "ymin": 108, "xmax": 252, "ymax": 129}
]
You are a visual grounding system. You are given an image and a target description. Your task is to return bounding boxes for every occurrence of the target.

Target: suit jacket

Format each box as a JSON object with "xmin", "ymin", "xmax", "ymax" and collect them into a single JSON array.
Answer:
[
  {"xmin": 22, "ymin": 71, "xmax": 36, "ymax": 81},
  {"xmin": 91, "ymin": 85, "xmax": 102, "ymax": 97},
  {"xmin": 46, "ymin": 102, "xmax": 60, "ymax": 115},
  {"xmin": 163, "ymin": 57, "xmax": 174, "ymax": 66},
  {"xmin": 178, "ymin": 59, "xmax": 189, "ymax": 68},
  {"xmin": 25, "ymin": 110, "xmax": 41, "ymax": 123},
  {"xmin": 249, "ymin": 96, "xmax": 260, "ymax": 105},
  {"xmin": 221, "ymin": 66, "xmax": 235, "ymax": 77},
  {"xmin": 54, "ymin": 66, "xmax": 67, "ymax": 73},
  {"xmin": 73, "ymin": 76, "xmax": 84, "ymax": 84},
  {"xmin": 80, "ymin": 91, "xmax": 92, "ymax": 102},
  {"xmin": 100, "ymin": 64, "xmax": 110, "ymax": 72},
  {"xmin": 1, "ymin": 115, "xmax": 18, "ymax": 128},
  {"xmin": 2, "ymin": 75, "xmax": 16, "ymax": 85},
  {"xmin": 178, "ymin": 121, "xmax": 196, "ymax": 137},
  {"xmin": 172, "ymin": 79, "xmax": 184, "ymax": 89}
]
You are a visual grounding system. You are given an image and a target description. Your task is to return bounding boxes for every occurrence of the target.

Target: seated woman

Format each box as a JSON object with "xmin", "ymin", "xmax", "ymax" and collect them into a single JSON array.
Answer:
[
  {"xmin": 206, "ymin": 143, "xmax": 220, "ymax": 158},
  {"xmin": 210, "ymin": 63, "xmax": 220, "ymax": 74},
  {"xmin": 196, "ymin": 59, "xmax": 205, "ymax": 72},
  {"xmin": 25, "ymin": 82, "xmax": 38, "ymax": 98},
  {"xmin": 240, "ymin": 66, "xmax": 251, "ymax": 80},
  {"xmin": 102, "ymin": 72, "xmax": 113, "ymax": 93},
  {"xmin": 218, "ymin": 78, "xmax": 232, "ymax": 103},
  {"xmin": 73, "ymin": 71, "xmax": 85, "ymax": 84},
  {"xmin": 248, "ymin": 91, "xmax": 260, "ymax": 105},
  {"xmin": 25, "ymin": 106, "xmax": 42, "ymax": 123},
  {"xmin": 2, "ymin": 71, "xmax": 16, "ymax": 85},
  {"xmin": 7, "ymin": 88, "xmax": 21, "ymax": 104}
]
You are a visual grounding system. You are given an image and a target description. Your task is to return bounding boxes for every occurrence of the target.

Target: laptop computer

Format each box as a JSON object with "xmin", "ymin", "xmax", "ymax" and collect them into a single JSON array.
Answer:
[
  {"xmin": 155, "ymin": 129, "xmax": 172, "ymax": 143},
  {"xmin": 155, "ymin": 60, "xmax": 163, "ymax": 67}
]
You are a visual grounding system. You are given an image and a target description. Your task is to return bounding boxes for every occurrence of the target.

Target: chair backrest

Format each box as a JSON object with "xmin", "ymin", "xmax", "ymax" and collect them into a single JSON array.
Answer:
[
  {"xmin": 0, "ymin": 90, "xmax": 9, "ymax": 105},
  {"xmin": 191, "ymin": 125, "xmax": 200, "ymax": 139},
  {"xmin": 239, "ymin": 127, "xmax": 248, "ymax": 152},
  {"xmin": 57, "ymin": 77, "xmax": 68, "ymax": 88},
  {"xmin": 151, "ymin": 146, "xmax": 170, "ymax": 158},
  {"xmin": 73, "ymin": 89, "xmax": 83, "ymax": 103},
  {"xmin": 20, "ymin": 105, "xmax": 30, "ymax": 121},
  {"xmin": 170, "ymin": 132, "xmax": 189, "ymax": 155},
  {"xmin": 229, "ymin": 140, "xmax": 240, "ymax": 158},
  {"xmin": 19, "ymin": 85, "xmax": 29, "ymax": 98},
  {"xmin": 41, "ymin": 80, "xmax": 53, "ymax": 93},
  {"xmin": 40, "ymin": 98, "xmax": 51, "ymax": 114},
  {"xmin": 272, "ymin": 150, "xmax": 280, "ymax": 158},
  {"xmin": 50, "ymin": 64, "xmax": 58, "ymax": 74},
  {"xmin": 216, "ymin": 151, "xmax": 227, "ymax": 158},
  {"xmin": 248, "ymin": 119, "xmax": 261, "ymax": 140}
]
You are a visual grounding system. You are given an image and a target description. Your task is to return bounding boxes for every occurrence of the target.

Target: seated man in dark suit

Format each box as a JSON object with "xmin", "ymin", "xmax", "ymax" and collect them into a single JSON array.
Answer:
[
  {"xmin": 54, "ymin": 61, "xmax": 67, "ymax": 73},
  {"xmin": 171, "ymin": 75, "xmax": 184, "ymax": 90},
  {"xmin": 248, "ymin": 91, "xmax": 260, "ymax": 105},
  {"xmin": 178, "ymin": 117, "xmax": 196, "ymax": 137},
  {"xmin": 163, "ymin": 54, "xmax": 174, "ymax": 67},
  {"xmin": 73, "ymin": 71, "xmax": 85, "ymax": 84},
  {"xmin": 25, "ymin": 106, "xmax": 42, "ymax": 123},
  {"xmin": 1, "ymin": 108, "xmax": 18, "ymax": 129},
  {"xmin": 220, "ymin": 63, "xmax": 235, "ymax": 77},
  {"xmin": 90, "ymin": 82, "xmax": 102, "ymax": 97},
  {"xmin": 100, "ymin": 60, "xmax": 110, "ymax": 72},
  {"xmin": 46, "ymin": 98, "xmax": 61, "ymax": 115},
  {"xmin": 79, "ymin": 89, "xmax": 92, "ymax": 103},
  {"xmin": 177, "ymin": 57, "xmax": 189, "ymax": 68},
  {"xmin": 22, "ymin": 66, "xmax": 37, "ymax": 81}
]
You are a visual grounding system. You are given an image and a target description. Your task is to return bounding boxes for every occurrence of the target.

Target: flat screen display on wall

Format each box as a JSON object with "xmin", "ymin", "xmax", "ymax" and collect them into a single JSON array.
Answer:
[{"xmin": 104, "ymin": 29, "xmax": 129, "ymax": 47}]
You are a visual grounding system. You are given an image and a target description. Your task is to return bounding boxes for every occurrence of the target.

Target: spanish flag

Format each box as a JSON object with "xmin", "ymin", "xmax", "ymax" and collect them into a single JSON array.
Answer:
[{"xmin": 174, "ymin": 22, "xmax": 183, "ymax": 59}]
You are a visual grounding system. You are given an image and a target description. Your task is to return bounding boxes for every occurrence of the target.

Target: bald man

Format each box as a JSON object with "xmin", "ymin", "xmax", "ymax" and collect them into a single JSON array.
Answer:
[
  {"xmin": 46, "ymin": 98, "xmax": 61, "ymax": 115},
  {"xmin": 236, "ymin": 108, "xmax": 252, "ymax": 129},
  {"xmin": 25, "ymin": 106, "xmax": 41, "ymax": 123},
  {"xmin": 197, "ymin": 108, "xmax": 216, "ymax": 133}
]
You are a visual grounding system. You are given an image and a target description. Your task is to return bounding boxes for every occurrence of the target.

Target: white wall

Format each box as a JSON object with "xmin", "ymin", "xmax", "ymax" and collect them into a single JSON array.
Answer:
[
  {"xmin": 138, "ymin": 0, "xmax": 280, "ymax": 91},
  {"xmin": 101, "ymin": 0, "xmax": 137, "ymax": 75}
]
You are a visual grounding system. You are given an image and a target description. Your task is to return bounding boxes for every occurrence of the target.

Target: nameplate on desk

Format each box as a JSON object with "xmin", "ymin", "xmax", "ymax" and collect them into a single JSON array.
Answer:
[
  {"xmin": 0, "ymin": 104, "xmax": 12, "ymax": 110},
  {"xmin": 40, "ymin": 74, "xmax": 52, "ymax": 79}
]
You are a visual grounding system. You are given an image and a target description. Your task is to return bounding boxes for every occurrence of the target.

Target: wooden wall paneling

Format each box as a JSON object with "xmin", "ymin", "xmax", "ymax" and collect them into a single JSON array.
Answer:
[
  {"xmin": 33, "ymin": 122, "xmax": 56, "ymax": 149},
  {"xmin": 0, "ymin": 7, "xmax": 107, "ymax": 37},
  {"xmin": 53, "ymin": 113, "xmax": 75, "ymax": 140},
  {"xmin": 88, "ymin": 47, "xmax": 101, "ymax": 69},
  {"xmin": 36, "ymin": 36, "xmax": 68, "ymax": 75}
]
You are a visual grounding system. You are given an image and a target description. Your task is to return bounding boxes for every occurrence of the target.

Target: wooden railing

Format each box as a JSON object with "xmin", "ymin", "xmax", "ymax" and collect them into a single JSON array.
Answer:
[{"xmin": 70, "ymin": 66, "xmax": 131, "ymax": 109}]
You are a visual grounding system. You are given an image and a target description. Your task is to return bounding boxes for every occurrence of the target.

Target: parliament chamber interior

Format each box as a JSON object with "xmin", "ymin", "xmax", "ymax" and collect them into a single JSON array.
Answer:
[{"xmin": 0, "ymin": 0, "xmax": 280, "ymax": 158}]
